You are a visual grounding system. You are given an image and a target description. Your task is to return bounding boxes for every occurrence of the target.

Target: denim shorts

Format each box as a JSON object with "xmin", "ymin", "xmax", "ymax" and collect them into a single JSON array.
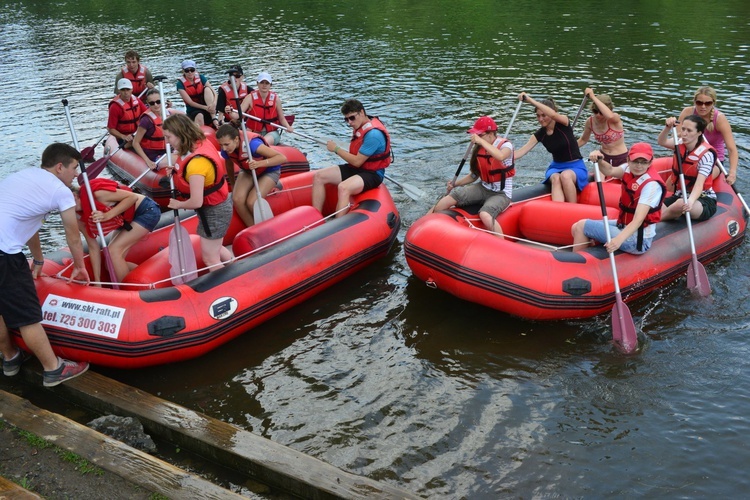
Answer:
[
  {"xmin": 131, "ymin": 197, "xmax": 161, "ymax": 232},
  {"xmin": 583, "ymin": 219, "xmax": 652, "ymax": 254}
]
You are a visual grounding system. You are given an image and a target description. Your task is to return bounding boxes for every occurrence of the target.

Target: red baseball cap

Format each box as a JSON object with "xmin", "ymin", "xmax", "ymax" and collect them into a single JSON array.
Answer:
[
  {"xmin": 628, "ymin": 142, "xmax": 653, "ymax": 161},
  {"xmin": 467, "ymin": 116, "xmax": 498, "ymax": 134}
]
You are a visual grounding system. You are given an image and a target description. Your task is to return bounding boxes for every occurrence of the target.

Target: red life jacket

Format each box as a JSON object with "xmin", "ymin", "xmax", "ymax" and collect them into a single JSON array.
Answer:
[
  {"xmin": 475, "ymin": 138, "xmax": 515, "ymax": 189},
  {"xmin": 179, "ymin": 75, "xmax": 205, "ymax": 104},
  {"xmin": 671, "ymin": 138, "xmax": 716, "ymax": 193},
  {"xmin": 109, "ymin": 96, "xmax": 143, "ymax": 135},
  {"xmin": 121, "ymin": 64, "xmax": 148, "ymax": 96},
  {"xmin": 247, "ymin": 91, "xmax": 278, "ymax": 132},
  {"xmin": 138, "ymin": 111, "xmax": 165, "ymax": 151},
  {"xmin": 616, "ymin": 164, "xmax": 666, "ymax": 250},
  {"xmin": 227, "ymin": 131, "xmax": 272, "ymax": 175},
  {"xmin": 220, "ymin": 81, "xmax": 249, "ymax": 109},
  {"xmin": 78, "ymin": 178, "xmax": 136, "ymax": 239},
  {"xmin": 349, "ymin": 117, "xmax": 392, "ymax": 171},
  {"xmin": 173, "ymin": 141, "xmax": 228, "ymax": 207}
]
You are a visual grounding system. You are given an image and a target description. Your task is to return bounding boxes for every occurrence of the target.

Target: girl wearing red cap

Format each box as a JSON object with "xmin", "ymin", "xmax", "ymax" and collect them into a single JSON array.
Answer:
[
  {"xmin": 514, "ymin": 92, "xmax": 588, "ymax": 203},
  {"xmin": 431, "ymin": 116, "xmax": 515, "ymax": 237}
]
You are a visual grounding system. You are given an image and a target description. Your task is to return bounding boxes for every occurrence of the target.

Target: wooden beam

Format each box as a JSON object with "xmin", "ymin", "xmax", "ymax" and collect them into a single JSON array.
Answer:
[
  {"xmin": 0, "ymin": 474, "xmax": 42, "ymax": 499},
  {"xmin": 0, "ymin": 389, "xmax": 246, "ymax": 499},
  {"xmin": 16, "ymin": 368, "xmax": 419, "ymax": 499}
]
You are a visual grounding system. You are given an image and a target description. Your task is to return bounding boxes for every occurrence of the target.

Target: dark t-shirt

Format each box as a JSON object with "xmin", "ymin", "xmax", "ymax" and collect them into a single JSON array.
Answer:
[{"xmin": 534, "ymin": 121, "xmax": 582, "ymax": 163}]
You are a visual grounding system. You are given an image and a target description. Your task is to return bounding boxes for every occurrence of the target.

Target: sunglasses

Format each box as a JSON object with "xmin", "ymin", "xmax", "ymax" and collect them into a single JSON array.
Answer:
[
  {"xmin": 591, "ymin": 109, "xmax": 601, "ymax": 114},
  {"xmin": 343, "ymin": 114, "xmax": 358, "ymax": 123},
  {"xmin": 694, "ymin": 99, "xmax": 714, "ymax": 106},
  {"xmin": 184, "ymin": 68, "xmax": 196, "ymax": 73},
  {"xmin": 147, "ymin": 100, "xmax": 161, "ymax": 105},
  {"xmin": 629, "ymin": 158, "xmax": 650, "ymax": 165}
]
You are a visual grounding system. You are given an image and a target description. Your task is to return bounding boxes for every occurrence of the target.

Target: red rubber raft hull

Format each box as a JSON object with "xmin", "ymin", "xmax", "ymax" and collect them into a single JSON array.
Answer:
[
  {"xmin": 103, "ymin": 126, "xmax": 310, "ymax": 209},
  {"xmin": 21, "ymin": 171, "xmax": 399, "ymax": 368},
  {"xmin": 404, "ymin": 157, "xmax": 746, "ymax": 320}
]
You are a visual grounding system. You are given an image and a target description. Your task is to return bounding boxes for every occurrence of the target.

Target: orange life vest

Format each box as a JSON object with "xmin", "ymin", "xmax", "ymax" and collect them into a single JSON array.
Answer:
[
  {"xmin": 617, "ymin": 164, "xmax": 666, "ymax": 251},
  {"xmin": 474, "ymin": 138, "xmax": 514, "ymax": 189},
  {"xmin": 671, "ymin": 138, "xmax": 716, "ymax": 193},
  {"xmin": 78, "ymin": 179, "xmax": 136, "ymax": 239},
  {"xmin": 121, "ymin": 64, "xmax": 148, "ymax": 96},
  {"xmin": 220, "ymin": 81, "xmax": 249, "ymax": 109},
  {"xmin": 247, "ymin": 91, "xmax": 278, "ymax": 132},
  {"xmin": 226, "ymin": 131, "xmax": 274, "ymax": 176},
  {"xmin": 179, "ymin": 74, "xmax": 206, "ymax": 104},
  {"xmin": 173, "ymin": 141, "xmax": 228, "ymax": 207},
  {"xmin": 109, "ymin": 96, "xmax": 143, "ymax": 135},
  {"xmin": 349, "ymin": 117, "xmax": 392, "ymax": 171},
  {"xmin": 138, "ymin": 111, "xmax": 165, "ymax": 151}
]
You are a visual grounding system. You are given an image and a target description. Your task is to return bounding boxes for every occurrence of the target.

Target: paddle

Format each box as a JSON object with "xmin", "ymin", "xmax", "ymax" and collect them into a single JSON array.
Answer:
[
  {"xmin": 445, "ymin": 142, "xmax": 475, "ymax": 195},
  {"xmin": 716, "ymin": 159, "xmax": 750, "ymax": 215},
  {"xmin": 76, "ymin": 143, "xmax": 125, "ymax": 185},
  {"xmin": 672, "ymin": 126, "xmax": 711, "ymax": 297},
  {"xmin": 504, "ymin": 99, "xmax": 524, "ymax": 140},
  {"xmin": 234, "ymin": 108, "xmax": 425, "ymax": 201},
  {"xmin": 571, "ymin": 93, "xmax": 588, "ymax": 130},
  {"xmin": 79, "ymin": 131, "xmax": 109, "ymax": 162},
  {"xmin": 127, "ymin": 154, "xmax": 166, "ymax": 189},
  {"xmin": 593, "ymin": 160, "xmax": 637, "ymax": 354},
  {"xmin": 62, "ymin": 99, "xmax": 120, "ymax": 289},
  {"xmin": 229, "ymin": 73, "xmax": 274, "ymax": 222},
  {"xmin": 155, "ymin": 76, "xmax": 198, "ymax": 284}
]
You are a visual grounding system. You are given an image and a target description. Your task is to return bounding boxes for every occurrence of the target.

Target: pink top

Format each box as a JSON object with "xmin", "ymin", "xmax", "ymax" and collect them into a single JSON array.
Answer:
[
  {"xmin": 695, "ymin": 107, "xmax": 726, "ymax": 161},
  {"xmin": 590, "ymin": 118, "xmax": 624, "ymax": 144}
]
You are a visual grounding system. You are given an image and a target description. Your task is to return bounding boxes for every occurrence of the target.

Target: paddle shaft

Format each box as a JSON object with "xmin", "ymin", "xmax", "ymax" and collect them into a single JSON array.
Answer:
[
  {"xmin": 156, "ymin": 77, "xmax": 193, "ymax": 281},
  {"xmin": 672, "ymin": 126, "xmax": 711, "ymax": 296},
  {"xmin": 571, "ymin": 94, "xmax": 588, "ymax": 130},
  {"xmin": 62, "ymin": 99, "xmax": 119, "ymax": 288},
  {"xmin": 593, "ymin": 162, "xmax": 637, "ymax": 354},
  {"xmin": 229, "ymin": 75, "xmax": 272, "ymax": 221},
  {"xmin": 716, "ymin": 159, "xmax": 750, "ymax": 215},
  {"xmin": 504, "ymin": 100, "xmax": 524, "ymax": 139}
]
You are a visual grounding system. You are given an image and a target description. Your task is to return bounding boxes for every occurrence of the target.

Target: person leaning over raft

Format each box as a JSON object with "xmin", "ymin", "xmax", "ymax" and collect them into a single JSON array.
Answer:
[
  {"xmin": 113, "ymin": 49, "xmax": 154, "ymax": 96},
  {"xmin": 571, "ymin": 143, "xmax": 665, "ymax": 254},
  {"xmin": 429, "ymin": 116, "xmax": 515, "ymax": 238},
  {"xmin": 657, "ymin": 115, "xmax": 718, "ymax": 222},
  {"xmin": 176, "ymin": 60, "xmax": 217, "ymax": 128},
  {"xmin": 215, "ymin": 123, "xmax": 287, "ymax": 227},
  {"xmin": 514, "ymin": 92, "xmax": 588, "ymax": 203},
  {"xmin": 577, "ymin": 87, "xmax": 628, "ymax": 166},
  {"xmin": 677, "ymin": 85, "xmax": 739, "ymax": 185},
  {"xmin": 108, "ymin": 78, "xmax": 148, "ymax": 149},
  {"xmin": 163, "ymin": 113, "xmax": 233, "ymax": 271},
  {"xmin": 0, "ymin": 143, "xmax": 90, "ymax": 387},
  {"xmin": 73, "ymin": 178, "xmax": 161, "ymax": 284},
  {"xmin": 312, "ymin": 99, "xmax": 392, "ymax": 217}
]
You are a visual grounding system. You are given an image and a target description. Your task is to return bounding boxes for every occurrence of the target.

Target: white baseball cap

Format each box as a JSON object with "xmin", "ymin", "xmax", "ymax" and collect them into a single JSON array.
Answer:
[
  {"xmin": 257, "ymin": 72, "xmax": 273, "ymax": 84},
  {"xmin": 117, "ymin": 78, "xmax": 133, "ymax": 90}
]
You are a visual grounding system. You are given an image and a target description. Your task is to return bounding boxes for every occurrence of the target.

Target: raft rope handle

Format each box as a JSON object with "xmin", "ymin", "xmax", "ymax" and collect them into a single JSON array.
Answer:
[{"xmin": 464, "ymin": 217, "xmax": 576, "ymax": 251}]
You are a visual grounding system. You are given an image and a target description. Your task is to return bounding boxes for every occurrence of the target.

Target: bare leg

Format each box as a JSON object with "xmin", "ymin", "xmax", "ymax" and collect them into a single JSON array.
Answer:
[
  {"xmin": 312, "ymin": 166, "xmax": 342, "ymax": 214},
  {"xmin": 430, "ymin": 195, "xmax": 458, "ymax": 214},
  {"xmin": 232, "ymin": 171, "xmax": 254, "ymax": 226},
  {"xmin": 571, "ymin": 219, "xmax": 593, "ymax": 251},
  {"xmin": 549, "ymin": 173, "xmax": 564, "ymax": 202},
  {"xmin": 479, "ymin": 211, "xmax": 504, "ymax": 239},
  {"xmin": 335, "ymin": 175, "xmax": 365, "ymax": 217},
  {"xmin": 560, "ymin": 170, "xmax": 580, "ymax": 203}
]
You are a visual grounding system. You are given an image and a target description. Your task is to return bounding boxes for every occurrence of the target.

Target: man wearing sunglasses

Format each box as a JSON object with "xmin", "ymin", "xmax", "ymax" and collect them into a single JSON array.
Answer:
[
  {"xmin": 312, "ymin": 99, "xmax": 392, "ymax": 217},
  {"xmin": 176, "ymin": 60, "xmax": 217, "ymax": 128}
]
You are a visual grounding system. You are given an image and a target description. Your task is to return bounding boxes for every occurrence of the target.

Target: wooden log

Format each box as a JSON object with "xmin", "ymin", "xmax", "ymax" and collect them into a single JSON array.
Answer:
[
  {"xmin": 0, "ymin": 389, "xmax": 246, "ymax": 499},
  {"xmin": 0, "ymin": 474, "xmax": 42, "ymax": 499},
  {"xmin": 15, "ymin": 368, "xmax": 419, "ymax": 499}
]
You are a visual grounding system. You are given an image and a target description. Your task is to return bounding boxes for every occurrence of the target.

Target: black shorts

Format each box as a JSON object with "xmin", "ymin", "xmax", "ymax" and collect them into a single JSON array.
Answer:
[
  {"xmin": 664, "ymin": 194, "xmax": 717, "ymax": 221},
  {"xmin": 187, "ymin": 108, "xmax": 214, "ymax": 125},
  {"xmin": 0, "ymin": 251, "xmax": 43, "ymax": 329},
  {"xmin": 339, "ymin": 164, "xmax": 384, "ymax": 192}
]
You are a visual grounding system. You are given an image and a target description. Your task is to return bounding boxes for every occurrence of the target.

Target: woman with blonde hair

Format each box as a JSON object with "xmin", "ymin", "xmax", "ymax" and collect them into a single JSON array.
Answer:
[
  {"xmin": 577, "ymin": 87, "xmax": 628, "ymax": 166},
  {"xmin": 677, "ymin": 86, "xmax": 739, "ymax": 185}
]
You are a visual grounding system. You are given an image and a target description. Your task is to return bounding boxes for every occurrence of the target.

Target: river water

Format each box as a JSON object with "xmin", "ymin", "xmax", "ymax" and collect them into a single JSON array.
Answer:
[{"xmin": 2, "ymin": 1, "xmax": 749, "ymax": 497}]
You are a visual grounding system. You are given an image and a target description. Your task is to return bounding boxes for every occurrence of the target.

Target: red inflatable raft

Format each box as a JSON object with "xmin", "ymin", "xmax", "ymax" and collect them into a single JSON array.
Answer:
[
  {"xmin": 103, "ymin": 126, "xmax": 310, "ymax": 209},
  {"xmin": 404, "ymin": 158, "xmax": 746, "ymax": 320},
  {"xmin": 21, "ymin": 171, "xmax": 399, "ymax": 368}
]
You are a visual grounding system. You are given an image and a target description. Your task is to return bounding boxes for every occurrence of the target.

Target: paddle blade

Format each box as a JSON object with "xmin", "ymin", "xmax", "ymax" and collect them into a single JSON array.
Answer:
[
  {"xmin": 611, "ymin": 299, "xmax": 638, "ymax": 354},
  {"xmin": 285, "ymin": 114, "xmax": 295, "ymax": 125},
  {"xmin": 77, "ymin": 156, "xmax": 109, "ymax": 185},
  {"xmin": 253, "ymin": 198, "xmax": 274, "ymax": 223},
  {"xmin": 80, "ymin": 145, "xmax": 96, "ymax": 162},
  {"xmin": 169, "ymin": 224, "xmax": 198, "ymax": 285},
  {"xmin": 687, "ymin": 261, "xmax": 711, "ymax": 297}
]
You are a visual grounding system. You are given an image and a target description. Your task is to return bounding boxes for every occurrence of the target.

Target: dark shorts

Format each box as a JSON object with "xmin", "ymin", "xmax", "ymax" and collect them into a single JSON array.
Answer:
[
  {"xmin": 603, "ymin": 151, "xmax": 629, "ymax": 167},
  {"xmin": 132, "ymin": 197, "xmax": 161, "ymax": 232},
  {"xmin": 339, "ymin": 164, "xmax": 384, "ymax": 192},
  {"xmin": 0, "ymin": 250, "xmax": 43, "ymax": 329},
  {"xmin": 197, "ymin": 196, "xmax": 233, "ymax": 240},
  {"xmin": 187, "ymin": 108, "xmax": 214, "ymax": 125},
  {"xmin": 664, "ymin": 194, "xmax": 717, "ymax": 221}
]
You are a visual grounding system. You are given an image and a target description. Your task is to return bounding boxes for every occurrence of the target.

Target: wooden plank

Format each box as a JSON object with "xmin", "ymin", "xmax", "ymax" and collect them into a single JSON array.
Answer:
[
  {"xmin": 26, "ymin": 369, "xmax": 418, "ymax": 499},
  {"xmin": 0, "ymin": 474, "xmax": 42, "ymax": 499},
  {"xmin": 0, "ymin": 390, "xmax": 245, "ymax": 500}
]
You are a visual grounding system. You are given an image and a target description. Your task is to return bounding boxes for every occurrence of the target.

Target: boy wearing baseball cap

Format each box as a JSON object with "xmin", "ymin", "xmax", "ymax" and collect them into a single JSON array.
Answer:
[{"xmin": 572, "ymin": 142, "xmax": 665, "ymax": 254}]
